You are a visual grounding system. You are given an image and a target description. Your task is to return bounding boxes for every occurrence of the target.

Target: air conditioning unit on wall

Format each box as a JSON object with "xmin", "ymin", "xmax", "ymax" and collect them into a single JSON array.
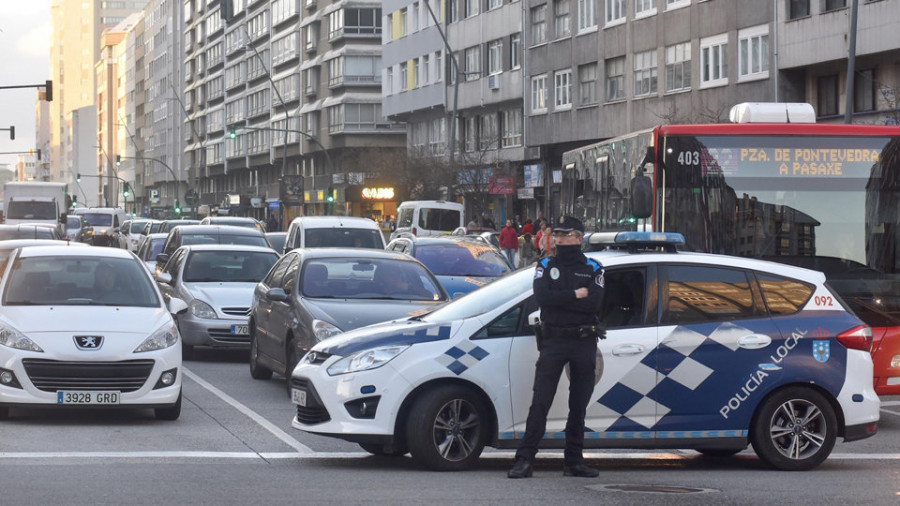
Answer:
[{"xmin": 488, "ymin": 74, "xmax": 500, "ymax": 90}]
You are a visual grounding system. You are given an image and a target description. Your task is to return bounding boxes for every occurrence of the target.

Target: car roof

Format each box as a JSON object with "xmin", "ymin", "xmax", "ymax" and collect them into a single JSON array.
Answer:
[
  {"xmin": 147, "ymin": 232, "xmax": 169, "ymax": 238},
  {"xmin": 175, "ymin": 225, "xmax": 264, "ymax": 236},
  {"xmin": 176, "ymin": 244, "xmax": 279, "ymax": 253},
  {"xmin": 586, "ymin": 250, "xmax": 827, "ymax": 284},
  {"xmin": 0, "ymin": 224, "xmax": 56, "ymax": 230},
  {"xmin": 202, "ymin": 216, "xmax": 258, "ymax": 222},
  {"xmin": 266, "ymin": 231, "xmax": 287, "ymax": 237},
  {"xmin": 16, "ymin": 245, "xmax": 137, "ymax": 259},
  {"xmin": 0, "ymin": 239, "xmax": 88, "ymax": 250},
  {"xmin": 290, "ymin": 247, "xmax": 420, "ymax": 261},
  {"xmin": 394, "ymin": 235, "xmax": 488, "ymax": 246},
  {"xmin": 288, "ymin": 216, "xmax": 379, "ymax": 228}
]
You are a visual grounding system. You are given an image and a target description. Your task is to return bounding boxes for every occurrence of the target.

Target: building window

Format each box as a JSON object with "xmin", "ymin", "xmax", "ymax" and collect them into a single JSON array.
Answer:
[
  {"xmin": 554, "ymin": 69, "xmax": 572, "ymax": 109},
  {"xmin": 578, "ymin": 62, "xmax": 598, "ymax": 105},
  {"xmin": 466, "ymin": 0, "xmax": 479, "ymax": 18},
  {"xmin": 700, "ymin": 34, "xmax": 728, "ymax": 88},
  {"xmin": 488, "ymin": 40, "xmax": 503, "ymax": 75},
  {"xmin": 488, "ymin": 0, "xmax": 502, "ymax": 10},
  {"xmin": 554, "ymin": 0, "xmax": 571, "ymax": 38},
  {"xmin": 824, "ymin": 0, "xmax": 846, "ymax": 12},
  {"xmin": 605, "ymin": 56, "xmax": 625, "ymax": 102},
  {"xmin": 501, "ymin": 109, "xmax": 523, "ymax": 147},
  {"xmin": 400, "ymin": 8, "xmax": 408, "ymax": 36},
  {"xmin": 738, "ymin": 25, "xmax": 769, "ymax": 81},
  {"xmin": 665, "ymin": 42, "xmax": 691, "ymax": 92},
  {"xmin": 531, "ymin": 5, "xmax": 548, "ymax": 45},
  {"xmin": 665, "ymin": 0, "xmax": 690, "ymax": 10},
  {"xmin": 510, "ymin": 33, "xmax": 521, "ymax": 68},
  {"xmin": 422, "ymin": 54, "xmax": 430, "ymax": 84},
  {"xmin": 578, "ymin": 0, "xmax": 597, "ymax": 31},
  {"xmin": 855, "ymin": 68, "xmax": 876, "ymax": 112},
  {"xmin": 531, "ymin": 74, "xmax": 548, "ymax": 113},
  {"xmin": 789, "ymin": 0, "xmax": 809, "ymax": 19},
  {"xmin": 480, "ymin": 113, "xmax": 497, "ymax": 150},
  {"xmin": 817, "ymin": 74, "xmax": 839, "ymax": 116},
  {"xmin": 464, "ymin": 116, "xmax": 477, "ymax": 152},
  {"xmin": 435, "ymin": 51, "xmax": 443, "ymax": 81},
  {"xmin": 633, "ymin": 49, "xmax": 657, "ymax": 98},
  {"xmin": 605, "ymin": 0, "xmax": 624, "ymax": 25},
  {"xmin": 635, "ymin": 0, "xmax": 656, "ymax": 17},
  {"xmin": 400, "ymin": 62, "xmax": 408, "ymax": 90},
  {"xmin": 386, "ymin": 67, "xmax": 393, "ymax": 94},
  {"xmin": 464, "ymin": 46, "xmax": 481, "ymax": 81},
  {"xmin": 429, "ymin": 118, "xmax": 445, "ymax": 155}
]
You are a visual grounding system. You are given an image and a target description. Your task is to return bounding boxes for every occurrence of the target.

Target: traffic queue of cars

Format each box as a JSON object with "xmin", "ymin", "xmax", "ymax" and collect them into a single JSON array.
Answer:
[{"xmin": 0, "ymin": 212, "xmax": 887, "ymax": 474}]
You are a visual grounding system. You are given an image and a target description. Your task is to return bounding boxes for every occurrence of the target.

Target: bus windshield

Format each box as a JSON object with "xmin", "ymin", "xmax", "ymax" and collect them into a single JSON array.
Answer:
[{"xmin": 661, "ymin": 133, "xmax": 900, "ymax": 326}]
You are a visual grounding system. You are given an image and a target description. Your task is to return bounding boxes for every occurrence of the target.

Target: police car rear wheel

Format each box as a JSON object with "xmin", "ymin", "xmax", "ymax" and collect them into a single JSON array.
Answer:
[
  {"xmin": 750, "ymin": 387, "xmax": 836, "ymax": 471},
  {"xmin": 406, "ymin": 385, "xmax": 488, "ymax": 471}
]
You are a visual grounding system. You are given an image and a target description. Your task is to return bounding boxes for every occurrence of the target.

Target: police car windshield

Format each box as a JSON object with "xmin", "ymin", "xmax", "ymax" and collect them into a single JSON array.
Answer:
[{"xmin": 422, "ymin": 267, "xmax": 534, "ymax": 322}]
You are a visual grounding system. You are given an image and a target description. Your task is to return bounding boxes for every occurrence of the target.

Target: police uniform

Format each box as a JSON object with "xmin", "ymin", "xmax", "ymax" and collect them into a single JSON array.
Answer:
[{"xmin": 510, "ymin": 216, "xmax": 605, "ymax": 478}]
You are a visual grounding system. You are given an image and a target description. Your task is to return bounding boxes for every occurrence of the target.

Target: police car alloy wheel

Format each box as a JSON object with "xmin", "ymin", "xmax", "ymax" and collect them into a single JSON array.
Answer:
[
  {"xmin": 406, "ymin": 385, "xmax": 490, "ymax": 471},
  {"xmin": 749, "ymin": 387, "xmax": 837, "ymax": 471}
]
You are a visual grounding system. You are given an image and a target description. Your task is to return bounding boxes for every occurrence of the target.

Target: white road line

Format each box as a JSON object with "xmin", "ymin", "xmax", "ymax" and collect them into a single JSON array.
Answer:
[
  {"xmin": 881, "ymin": 408, "xmax": 900, "ymax": 417},
  {"xmin": 881, "ymin": 400, "xmax": 900, "ymax": 407},
  {"xmin": 183, "ymin": 367, "xmax": 313, "ymax": 454}
]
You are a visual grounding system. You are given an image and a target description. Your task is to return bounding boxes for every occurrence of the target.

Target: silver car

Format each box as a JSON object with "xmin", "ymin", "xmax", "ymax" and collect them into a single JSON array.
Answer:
[{"xmin": 156, "ymin": 244, "xmax": 279, "ymax": 357}]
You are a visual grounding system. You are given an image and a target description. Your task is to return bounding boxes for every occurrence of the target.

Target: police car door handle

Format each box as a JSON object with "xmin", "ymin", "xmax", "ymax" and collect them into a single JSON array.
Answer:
[
  {"xmin": 612, "ymin": 344, "xmax": 645, "ymax": 356},
  {"xmin": 738, "ymin": 334, "xmax": 772, "ymax": 349}
]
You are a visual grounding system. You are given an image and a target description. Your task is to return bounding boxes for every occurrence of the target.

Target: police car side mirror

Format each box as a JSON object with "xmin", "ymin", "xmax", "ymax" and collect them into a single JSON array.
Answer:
[{"xmin": 527, "ymin": 310, "xmax": 542, "ymax": 327}]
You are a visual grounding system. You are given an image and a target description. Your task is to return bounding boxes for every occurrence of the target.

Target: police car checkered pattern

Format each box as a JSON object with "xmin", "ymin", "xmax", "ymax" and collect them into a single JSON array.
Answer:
[
  {"xmin": 591, "ymin": 322, "xmax": 751, "ymax": 433},
  {"xmin": 437, "ymin": 340, "xmax": 490, "ymax": 375}
]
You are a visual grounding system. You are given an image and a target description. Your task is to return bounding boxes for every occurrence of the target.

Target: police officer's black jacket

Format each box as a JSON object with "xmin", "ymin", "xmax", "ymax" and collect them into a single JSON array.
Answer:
[{"xmin": 533, "ymin": 245, "xmax": 605, "ymax": 327}]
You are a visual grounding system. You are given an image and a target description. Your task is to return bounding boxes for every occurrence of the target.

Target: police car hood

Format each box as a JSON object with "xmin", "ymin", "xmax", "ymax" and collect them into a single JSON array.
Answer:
[{"xmin": 314, "ymin": 319, "xmax": 462, "ymax": 357}]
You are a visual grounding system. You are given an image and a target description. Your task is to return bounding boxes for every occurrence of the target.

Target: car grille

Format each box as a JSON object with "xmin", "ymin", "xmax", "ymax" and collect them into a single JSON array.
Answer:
[
  {"xmin": 22, "ymin": 359, "xmax": 155, "ymax": 392},
  {"xmin": 207, "ymin": 329, "xmax": 251, "ymax": 344},
  {"xmin": 221, "ymin": 307, "xmax": 251, "ymax": 317},
  {"xmin": 291, "ymin": 378, "xmax": 331, "ymax": 424}
]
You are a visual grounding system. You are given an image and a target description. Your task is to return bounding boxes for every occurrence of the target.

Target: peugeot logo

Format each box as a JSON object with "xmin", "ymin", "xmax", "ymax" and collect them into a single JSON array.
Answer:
[{"xmin": 74, "ymin": 335, "xmax": 103, "ymax": 350}]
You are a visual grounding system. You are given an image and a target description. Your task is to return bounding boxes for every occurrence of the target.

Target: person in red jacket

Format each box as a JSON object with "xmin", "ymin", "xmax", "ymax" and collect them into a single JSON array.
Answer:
[
  {"xmin": 499, "ymin": 219, "xmax": 519, "ymax": 267},
  {"xmin": 521, "ymin": 218, "xmax": 534, "ymax": 236}
]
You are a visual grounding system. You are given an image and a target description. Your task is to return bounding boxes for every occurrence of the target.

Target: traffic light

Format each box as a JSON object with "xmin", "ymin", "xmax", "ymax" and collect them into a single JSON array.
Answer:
[
  {"xmin": 76, "ymin": 173, "xmax": 81, "ymax": 182},
  {"xmin": 174, "ymin": 201, "xmax": 182, "ymax": 215},
  {"xmin": 115, "ymin": 155, "xmax": 121, "ymax": 166},
  {"xmin": 123, "ymin": 183, "xmax": 130, "ymax": 198},
  {"xmin": 326, "ymin": 186, "xmax": 334, "ymax": 203},
  {"xmin": 45, "ymin": 80, "xmax": 53, "ymax": 102},
  {"xmin": 229, "ymin": 129, "xmax": 237, "ymax": 139},
  {"xmin": 71, "ymin": 195, "xmax": 78, "ymax": 206}
]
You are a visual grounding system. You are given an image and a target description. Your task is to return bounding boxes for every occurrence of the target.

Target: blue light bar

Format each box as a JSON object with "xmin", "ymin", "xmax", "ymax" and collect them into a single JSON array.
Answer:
[{"xmin": 614, "ymin": 232, "xmax": 685, "ymax": 245}]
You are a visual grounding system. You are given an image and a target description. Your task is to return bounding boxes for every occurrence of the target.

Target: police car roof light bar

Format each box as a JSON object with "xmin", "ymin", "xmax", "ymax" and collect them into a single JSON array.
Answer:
[{"xmin": 587, "ymin": 231, "xmax": 685, "ymax": 253}]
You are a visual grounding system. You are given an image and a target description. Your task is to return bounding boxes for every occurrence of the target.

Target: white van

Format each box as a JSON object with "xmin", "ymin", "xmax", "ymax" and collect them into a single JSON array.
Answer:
[
  {"xmin": 390, "ymin": 200, "xmax": 464, "ymax": 241},
  {"xmin": 283, "ymin": 216, "xmax": 385, "ymax": 254},
  {"xmin": 73, "ymin": 207, "xmax": 129, "ymax": 247}
]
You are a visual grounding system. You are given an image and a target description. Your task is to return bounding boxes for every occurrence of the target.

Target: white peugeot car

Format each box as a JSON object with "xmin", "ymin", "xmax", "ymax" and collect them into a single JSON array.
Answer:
[
  {"xmin": 0, "ymin": 246, "xmax": 187, "ymax": 420},
  {"xmin": 289, "ymin": 232, "xmax": 880, "ymax": 471}
]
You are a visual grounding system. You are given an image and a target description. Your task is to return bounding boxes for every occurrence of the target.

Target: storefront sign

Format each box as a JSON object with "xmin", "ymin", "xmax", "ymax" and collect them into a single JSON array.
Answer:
[
  {"xmin": 523, "ymin": 164, "xmax": 542, "ymax": 187},
  {"xmin": 228, "ymin": 194, "xmax": 241, "ymax": 205},
  {"xmin": 517, "ymin": 187, "xmax": 534, "ymax": 199},
  {"xmin": 489, "ymin": 177, "xmax": 515, "ymax": 194},
  {"xmin": 251, "ymin": 197, "xmax": 263, "ymax": 208},
  {"xmin": 361, "ymin": 187, "xmax": 395, "ymax": 200}
]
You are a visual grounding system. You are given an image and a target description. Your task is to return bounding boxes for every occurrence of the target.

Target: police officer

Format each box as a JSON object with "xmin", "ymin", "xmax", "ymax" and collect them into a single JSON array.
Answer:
[{"xmin": 508, "ymin": 216, "xmax": 604, "ymax": 479}]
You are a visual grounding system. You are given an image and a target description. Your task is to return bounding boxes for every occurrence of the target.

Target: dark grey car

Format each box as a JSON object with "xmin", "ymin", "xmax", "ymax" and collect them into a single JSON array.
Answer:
[{"xmin": 248, "ymin": 248, "xmax": 450, "ymax": 381}]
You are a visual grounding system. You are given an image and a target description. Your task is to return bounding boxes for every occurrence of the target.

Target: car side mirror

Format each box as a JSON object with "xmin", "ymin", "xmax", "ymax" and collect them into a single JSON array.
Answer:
[
  {"xmin": 156, "ymin": 272, "xmax": 173, "ymax": 285},
  {"xmin": 168, "ymin": 297, "xmax": 188, "ymax": 315},
  {"xmin": 527, "ymin": 309, "xmax": 542, "ymax": 327},
  {"xmin": 266, "ymin": 287, "xmax": 289, "ymax": 302}
]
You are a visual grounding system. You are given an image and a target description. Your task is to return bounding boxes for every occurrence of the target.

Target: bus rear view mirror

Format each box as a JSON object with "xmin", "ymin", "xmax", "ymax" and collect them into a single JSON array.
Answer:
[{"xmin": 630, "ymin": 173, "xmax": 653, "ymax": 219}]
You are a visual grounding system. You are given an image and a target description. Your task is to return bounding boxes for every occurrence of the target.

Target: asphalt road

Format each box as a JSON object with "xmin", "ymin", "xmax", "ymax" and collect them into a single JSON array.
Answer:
[{"xmin": 2, "ymin": 349, "xmax": 899, "ymax": 505}]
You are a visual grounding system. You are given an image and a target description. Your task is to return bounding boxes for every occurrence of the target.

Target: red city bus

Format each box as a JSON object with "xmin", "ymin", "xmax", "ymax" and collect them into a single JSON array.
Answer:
[{"xmin": 561, "ymin": 103, "xmax": 900, "ymax": 395}]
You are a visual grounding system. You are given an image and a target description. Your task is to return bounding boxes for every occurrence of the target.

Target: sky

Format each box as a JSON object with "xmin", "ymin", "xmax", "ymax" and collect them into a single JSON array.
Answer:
[{"xmin": 0, "ymin": 0, "xmax": 51, "ymax": 172}]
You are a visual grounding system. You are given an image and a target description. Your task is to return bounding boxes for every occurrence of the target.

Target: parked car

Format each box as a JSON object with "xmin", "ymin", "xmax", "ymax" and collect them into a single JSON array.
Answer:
[
  {"xmin": 0, "ymin": 224, "xmax": 62, "ymax": 241},
  {"xmin": 65, "ymin": 216, "xmax": 94, "ymax": 244},
  {"xmin": 116, "ymin": 219, "xmax": 153, "ymax": 251},
  {"xmin": 282, "ymin": 216, "xmax": 385, "ymax": 254},
  {"xmin": 0, "ymin": 246, "xmax": 188, "ymax": 420},
  {"xmin": 289, "ymin": 232, "xmax": 879, "ymax": 471},
  {"xmin": 199, "ymin": 216, "xmax": 265, "ymax": 233},
  {"xmin": 155, "ymin": 225, "xmax": 273, "ymax": 274},
  {"xmin": 156, "ymin": 245, "xmax": 279, "ymax": 357},
  {"xmin": 386, "ymin": 235, "xmax": 512, "ymax": 297},
  {"xmin": 249, "ymin": 248, "xmax": 449, "ymax": 383},
  {"xmin": 136, "ymin": 232, "xmax": 169, "ymax": 271},
  {"xmin": 390, "ymin": 200, "xmax": 465, "ymax": 241}
]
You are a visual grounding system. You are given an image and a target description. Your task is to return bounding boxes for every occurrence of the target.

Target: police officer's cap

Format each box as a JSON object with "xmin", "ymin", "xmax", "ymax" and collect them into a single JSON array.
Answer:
[{"xmin": 552, "ymin": 216, "xmax": 585, "ymax": 234}]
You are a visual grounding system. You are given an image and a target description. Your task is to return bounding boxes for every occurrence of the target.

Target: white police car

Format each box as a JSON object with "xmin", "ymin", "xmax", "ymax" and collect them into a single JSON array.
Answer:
[{"xmin": 289, "ymin": 232, "xmax": 879, "ymax": 471}]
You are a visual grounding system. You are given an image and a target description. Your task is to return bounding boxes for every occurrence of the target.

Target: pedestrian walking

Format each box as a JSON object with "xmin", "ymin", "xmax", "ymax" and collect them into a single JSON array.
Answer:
[{"xmin": 499, "ymin": 219, "xmax": 519, "ymax": 267}]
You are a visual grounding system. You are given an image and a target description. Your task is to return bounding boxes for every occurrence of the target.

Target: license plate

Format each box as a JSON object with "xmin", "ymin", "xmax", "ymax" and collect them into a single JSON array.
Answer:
[
  {"xmin": 57, "ymin": 391, "xmax": 120, "ymax": 405},
  {"xmin": 231, "ymin": 324, "xmax": 249, "ymax": 336},
  {"xmin": 291, "ymin": 388, "xmax": 307, "ymax": 407}
]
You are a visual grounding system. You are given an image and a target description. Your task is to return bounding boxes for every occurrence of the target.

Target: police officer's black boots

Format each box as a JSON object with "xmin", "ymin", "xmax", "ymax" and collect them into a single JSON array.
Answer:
[
  {"xmin": 507, "ymin": 458, "xmax": 533, "ymax": 479},
  {"xmin": 562, "ymin": 462, "xmax": 599, "ymax": 477}
]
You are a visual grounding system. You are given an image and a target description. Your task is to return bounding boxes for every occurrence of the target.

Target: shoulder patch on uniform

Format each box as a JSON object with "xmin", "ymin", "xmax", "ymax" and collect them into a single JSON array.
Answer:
[
  {"xmin": 539, "ymin": 258, "xmax": 550, "ymax": 268},
  {"xmin": 534, "ymin": 267, "xmax": 544, "ymax": 279}
]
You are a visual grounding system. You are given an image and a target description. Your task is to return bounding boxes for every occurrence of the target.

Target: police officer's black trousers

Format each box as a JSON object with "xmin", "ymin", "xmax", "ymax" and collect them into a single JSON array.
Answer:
[{"xmin": 515, "ymin": 336, "xmax": 597, "ymax": 465}]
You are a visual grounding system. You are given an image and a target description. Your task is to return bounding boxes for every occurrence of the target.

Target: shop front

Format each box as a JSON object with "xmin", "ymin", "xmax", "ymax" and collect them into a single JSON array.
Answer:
[{"xmin": 345, "ymin": 183, "xmax": 402, "ymax": 225}]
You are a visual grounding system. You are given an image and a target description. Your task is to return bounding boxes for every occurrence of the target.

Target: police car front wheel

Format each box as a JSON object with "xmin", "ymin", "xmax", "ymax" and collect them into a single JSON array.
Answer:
[
  {"xmin": 405, "ymin": 385, "xmax": 489, "ymax": 471},
  {"xmin": 750, "ymin": 387, "xmax": 837, "ymax": 471}
]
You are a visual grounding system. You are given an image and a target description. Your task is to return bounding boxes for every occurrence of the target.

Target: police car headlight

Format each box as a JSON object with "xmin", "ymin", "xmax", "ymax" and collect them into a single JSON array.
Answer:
[
  {"xmin": 326, "ymin": 345, "xmax": 409, "ymax": 376},
  {"xmin": 0, "ymin": 324, "xmax": 43, "ymax": 352},
  {"xmin": 190, "ymin": 300, "xmax": 217, "ymax": 319},
  {"xmin": 313, "ymin": 320, "xmax": 342, "ymax": 341},
  {"xmin": 134, "ymin": 323, "xmax": 179, "ymax": 353}
]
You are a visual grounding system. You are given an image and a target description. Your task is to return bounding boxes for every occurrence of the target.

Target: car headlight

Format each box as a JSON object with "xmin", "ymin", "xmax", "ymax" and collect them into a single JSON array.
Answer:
[
  {"xmin": 326, "ymin": 345, "xmax": 409, "ymax": 376},
  {"xmin": 312, "ymin": 320, "xmax": 342, "ymax": 341},
  {"xmin": 189, "ymin": 300, "xmax": 217, "ymax": 319},
  {"xmin": 134, "ymin": 322, "xmax": 179, "ymax": 353},
  {"xmin": 0, "ymin": 324, "xmax": 43, "ymax": 352}
]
